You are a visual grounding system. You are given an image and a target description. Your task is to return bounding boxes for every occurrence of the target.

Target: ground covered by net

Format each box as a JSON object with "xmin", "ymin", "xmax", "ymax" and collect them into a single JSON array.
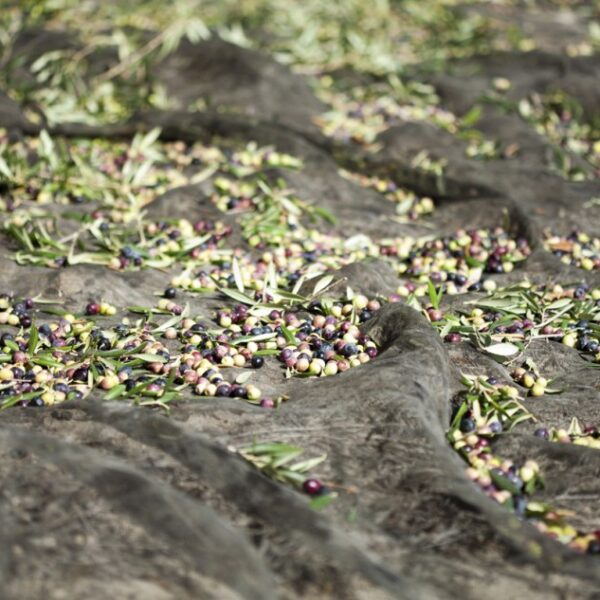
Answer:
[{"xmin": 0, "ymin": 1, "xmax": 600, "ymax": 598}]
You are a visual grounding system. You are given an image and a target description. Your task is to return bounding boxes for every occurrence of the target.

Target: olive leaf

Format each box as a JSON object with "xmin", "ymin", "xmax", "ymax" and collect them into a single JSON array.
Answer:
[
  {"xmin": 484, "ymin": 342, "xmax": 520, "ymax": 357},
  {"xmin": 311, "ymin": 274, "xmax": 335, "ymax": 296}
]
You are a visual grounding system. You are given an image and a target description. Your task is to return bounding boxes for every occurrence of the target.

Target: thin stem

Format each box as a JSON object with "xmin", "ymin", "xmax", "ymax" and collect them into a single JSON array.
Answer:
[{"xmin": 93, "ymin": 27, "xmax": 171, "ymax": 84}]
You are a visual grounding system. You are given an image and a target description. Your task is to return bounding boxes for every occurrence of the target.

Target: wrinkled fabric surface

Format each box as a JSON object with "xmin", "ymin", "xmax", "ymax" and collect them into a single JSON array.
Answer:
[{"xmin": 1, "ymin": 15, "xmax": 600, "ymax": 600}]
